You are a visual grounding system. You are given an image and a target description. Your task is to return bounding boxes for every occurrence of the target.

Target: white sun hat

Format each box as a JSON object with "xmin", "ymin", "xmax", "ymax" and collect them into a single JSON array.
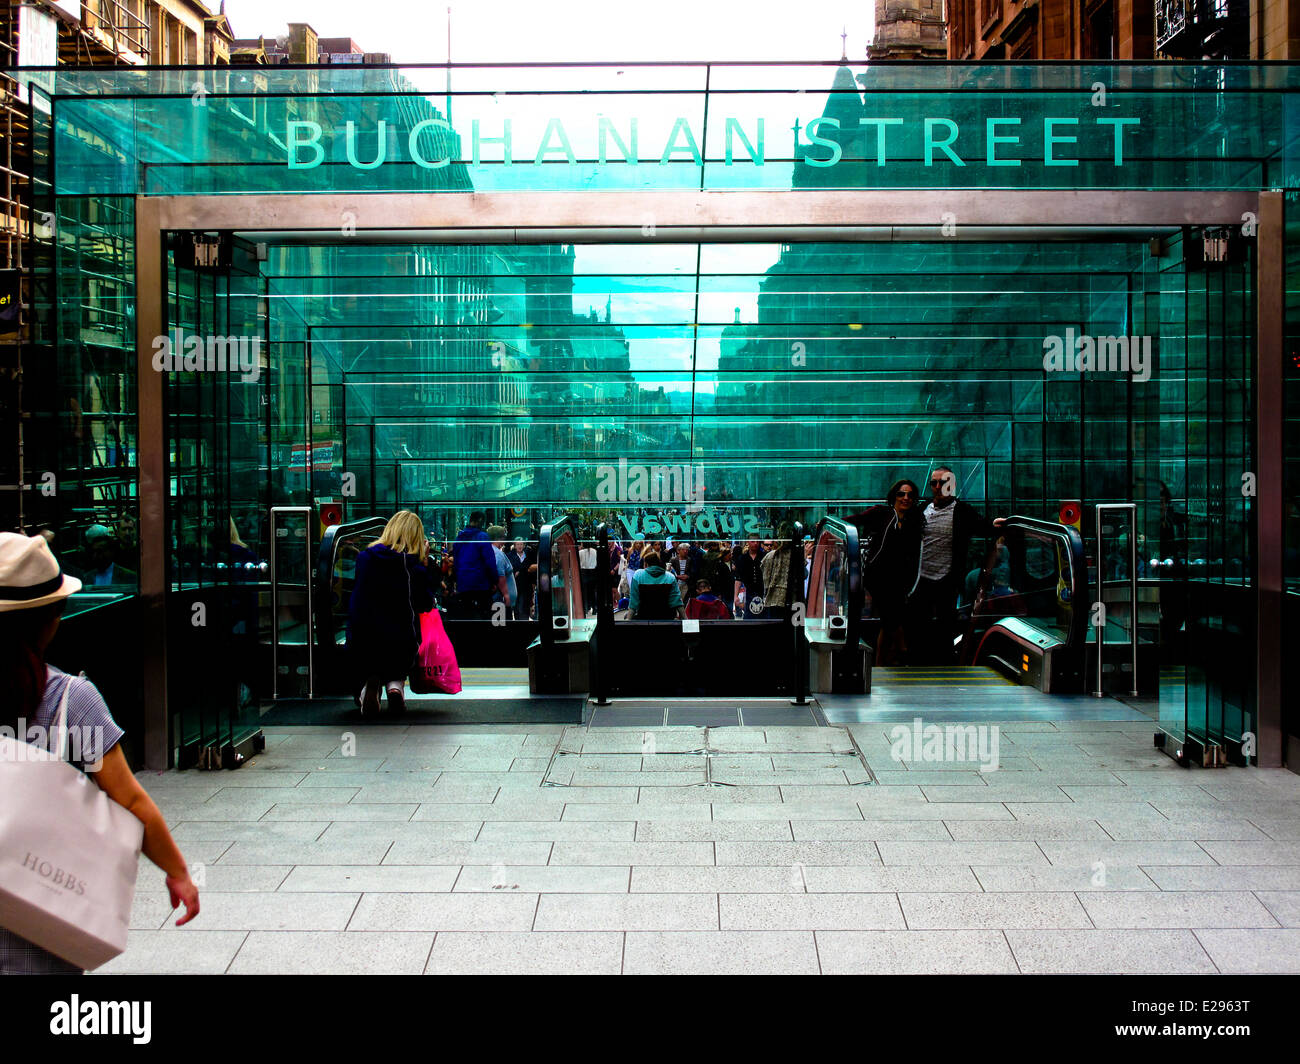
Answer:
[{"xmin": 0, "ymin": 532, "xmax": 82, "ymax": 613}]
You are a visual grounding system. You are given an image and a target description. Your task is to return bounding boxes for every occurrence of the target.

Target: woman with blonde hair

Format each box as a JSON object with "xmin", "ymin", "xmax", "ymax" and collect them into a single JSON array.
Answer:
[{"xmin": 346, "ymin": 510, "xmax": 436, "ymax": 714}]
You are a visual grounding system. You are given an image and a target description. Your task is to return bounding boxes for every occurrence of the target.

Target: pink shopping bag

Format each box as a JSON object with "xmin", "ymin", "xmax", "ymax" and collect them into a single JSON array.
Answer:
[{"xmin": 409, "ymin": 610, "xmax": 462, "ymax": 694}]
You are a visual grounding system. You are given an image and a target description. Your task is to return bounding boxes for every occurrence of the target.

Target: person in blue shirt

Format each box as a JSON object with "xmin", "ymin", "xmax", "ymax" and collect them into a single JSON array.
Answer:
[
  {"xmin": 487, "ymin": 524, "xmax": 516, "ymax": 616},
  {"xmin": 450, "ymin": 511, "xmax": 499, "ymax": 619}
]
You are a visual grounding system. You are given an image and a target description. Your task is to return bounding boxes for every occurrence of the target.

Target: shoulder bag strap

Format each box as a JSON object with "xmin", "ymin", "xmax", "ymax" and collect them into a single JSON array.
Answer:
[{"xmin": 52, "ymin": 671, "xmax": 83, "ymax": 762}]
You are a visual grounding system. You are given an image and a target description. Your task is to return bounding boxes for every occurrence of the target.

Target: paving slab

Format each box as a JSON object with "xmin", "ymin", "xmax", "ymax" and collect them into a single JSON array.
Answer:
[
  {"xmin": 1006, "ymin": 929, "xmax": 1218, "ymax": 974},
  {"xmin": 1251, "ymin": 891, "xmax": 1300, "ymax": 927},
  {"xmin": 412, "ymin": 802, "xmax": 565, "ymax": 822},
  {"xmin": 348, "ymin": 893, "xmax": 539, "ymax": 931},
  {"xmin": 1038, "ymin": 841, "xmax": 1217, "ymax": 866},
  {"xmin": 130, "ymin": 892, "xmax": 176, "ymax": 930},
  {"xmin": 1079, "ymin": 890, "xmax": 1281, "ymax": 929},
  {"xmin": 228, "ymin": 931, "xmax": 434, "ymax": 975},
  {"xmin": 720, "ymin": 893, "xmax": 906, "ymax": 930},
  {"xmin": 1245, "ymin": 819, "xmax": 1300, "ymax": 841},
  {"xmin": 715, "ymin": 841, "xmax": 883, "ymax": 867},
  {"xmin": 262, "ymin": 804, "xmax": 419, "ymax": 822},
  {"xmin": 1199, "ymin": 841, "xmax": 1300, "ymax": 866},
  {"xmin": 383, "ymin": 841, "xmax": 553, "ymax": 866},
  {"xmin": 816, "ymin": 930, "xmax": 1019, "ymax": 974},
  {"xmin": 712, "ymin": 801, "xmax": 865, "ymax": 821},
  {"xmin": 1193, "ymin": 929, "xmax": 1300, "ymax": 973},
  {"xmin": 857, "ymin": 800, "xmax": 1012, "ymax": 821},
  {"xmin": 424, "ymin": 932, "xmax": 623, "ymax": 975},
  {"xmin": 176, "ymin": 891, "xmax": 361, "ymax": 931},
  {"xmin": 633, "ymin": 820, "xmax": 794, "ymax": 841},
  {"xmin": 564, "ymin": 802, "xmax": 711, "ymax": 822},
  {"xmin": 622, "ymin": 931, "xmax": 820, "ymax": 974},
  {"xmin": 972, "ymin": 865, "xmax": 1158, "ymax": 892},
  {"xmin": 630, "ymin": 865, "xmax": 816, "ymax": 894},
  {"xmin": 476, "ymin": 820, "xmax": 635, "ymax": 841},
  {"xmin": 800, "ymin": 866, "xmax": 983, "ymax": 893},
  {"xmin": 1140, "ymin": 866, "xmax": 1300, "ymax": 891},
  {"xmin": 277, "ymin": 866, "xmax": 461, "ymax": 893},
  {"xmin": 548, "ymin": 841, "xmax": 715, "ymax": 866},
  {"xmin": 944, "ymin": 820, "xmax": 1110, "ymax": 841},
  {"xmin": 317, "ymin": 821, "xmax": 482, "ymax": 843},
  {"xmin": 453, "ymin": 865, "xmax": 630, "ymax": 894},
  {"xmin": 922, "ymin": 785, "xmax": 1072, "ymax": 804},
  {"xmin": 215, "ymin": 839, "xmax": 391, "ymax": 865},
  {"xmin": 170, "ymin": 821, "xmax": 330, "ymax": 842},
  {"xmin": 789, "ymin": 820, "xmax": 953, "ymax": 841},
  {"xmin": 876, "ymin": 841, "xmax": 1050, "ymax": 866},
  {"xmin": 900, "ymin": 892, "xmax": 1092, "ymax": 929},
  {"xmin": 535, "ymin": 893, "xmax": 718, "ymax": 931},
  {"xmin": 95, "ymin": 931, "xmax": 249, "ymax": 975}
]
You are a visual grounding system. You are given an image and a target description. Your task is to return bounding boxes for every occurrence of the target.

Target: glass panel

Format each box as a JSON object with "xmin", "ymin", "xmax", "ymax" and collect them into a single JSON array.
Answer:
[{"xmin": 43, "ymin": 63, "xmax": 1300, "ymax": 196}]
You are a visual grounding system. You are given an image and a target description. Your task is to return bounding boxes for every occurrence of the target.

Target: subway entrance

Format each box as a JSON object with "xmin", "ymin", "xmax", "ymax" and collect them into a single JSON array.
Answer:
[
  {"xmin": 25, "ymin": 61, "xmax": 1287, "ymax": 771},
  {"xmin": 145, "ymin": 226, "xmax": 1248, "ymax": 760}
]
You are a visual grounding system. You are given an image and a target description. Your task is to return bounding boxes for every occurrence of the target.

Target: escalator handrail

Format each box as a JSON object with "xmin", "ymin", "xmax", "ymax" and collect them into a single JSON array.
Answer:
[
  {"xmin": 810, "ymin": 515, "xmax": 863, "ymax": 651},
  {"xmin": 966, "ymin": 515, "xmax": 1089, "ymax": 668},
  {"xmin": 536, "ymin": 514, "xmax": 577, "ymax": 652},
  {"xmin": 592, "ymin": 523, "xmax": 613, "ymax": 704},
  {"xmin": 314, "ymin": 515, "xmax": 388, "ymax": 650}
]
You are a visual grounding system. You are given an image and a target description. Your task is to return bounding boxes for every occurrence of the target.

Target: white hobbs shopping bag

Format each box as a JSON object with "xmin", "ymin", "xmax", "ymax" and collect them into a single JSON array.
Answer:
[{"xmin": 0, "ymin": 677, "xmax": 144, "ymax": 970}]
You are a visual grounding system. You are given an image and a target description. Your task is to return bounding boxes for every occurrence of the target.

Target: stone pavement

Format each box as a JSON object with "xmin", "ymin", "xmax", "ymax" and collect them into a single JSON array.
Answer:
[{"xmin": 98, "ymin": 719, "xmax": 1300, "ymax": 975}]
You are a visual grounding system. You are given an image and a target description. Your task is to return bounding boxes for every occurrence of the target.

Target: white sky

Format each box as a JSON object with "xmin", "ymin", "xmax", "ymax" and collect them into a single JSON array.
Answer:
[{"xmin": 220, "ymin": 0, "xmax": 876, "ymax": 64}]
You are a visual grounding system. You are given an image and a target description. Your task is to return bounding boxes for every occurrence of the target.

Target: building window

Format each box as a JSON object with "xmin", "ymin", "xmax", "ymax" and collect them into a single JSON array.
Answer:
[{"xmin": 1084, "ymin": 0, "xmax": 1116, "ymax": 59}]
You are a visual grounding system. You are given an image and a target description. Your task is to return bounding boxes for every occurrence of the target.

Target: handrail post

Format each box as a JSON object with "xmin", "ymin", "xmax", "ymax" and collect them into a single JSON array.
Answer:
[
  {"xmin": 789, "ymin": 520, "xmax": 808, "ymax": 706},
  {"xmin": 592, "ymin": 522, "xmax": 612, "ymax": 705},
  {"xmin": 1094, "ymin": 509, "xmax": 1105, "ymax": 697},
  {"xmin": 269, "ymin": 505, "xmax": 314, "ymax": 700}
]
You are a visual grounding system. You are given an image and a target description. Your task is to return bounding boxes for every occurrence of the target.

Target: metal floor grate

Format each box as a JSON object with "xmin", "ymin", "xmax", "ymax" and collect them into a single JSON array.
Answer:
[{"xmin": 541, "ymin": 725, "xmax": 875, "ymax": 788}]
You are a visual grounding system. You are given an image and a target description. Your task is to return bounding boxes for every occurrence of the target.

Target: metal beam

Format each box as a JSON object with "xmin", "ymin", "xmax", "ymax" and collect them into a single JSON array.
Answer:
[
  {"xmin": 1255, "ymin": 191, "xmax": 1284, "ymax": 770},
  {"xmin": 151, "ymin": 189, "xmax": 1260, "ymax": 232},
  {"xmin": 235, "ymin": 225, "xmax": 1188, "ymax": 245},
  {"xmin": 134, "ymin": 197, "xmax": 168, "ymax": 772}
]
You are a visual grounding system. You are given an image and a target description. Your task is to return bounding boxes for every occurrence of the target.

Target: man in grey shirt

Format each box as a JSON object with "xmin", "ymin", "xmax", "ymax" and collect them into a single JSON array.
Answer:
[{"xmin": 908, "ymin": 466, "xmax": 1003, "ymax": 664}]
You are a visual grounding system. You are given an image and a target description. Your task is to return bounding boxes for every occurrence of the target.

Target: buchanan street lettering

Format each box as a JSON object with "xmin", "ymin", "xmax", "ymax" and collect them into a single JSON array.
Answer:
[{"xmin": 284, "ymin": 114, "xmax": 1141, "ymax": 171}]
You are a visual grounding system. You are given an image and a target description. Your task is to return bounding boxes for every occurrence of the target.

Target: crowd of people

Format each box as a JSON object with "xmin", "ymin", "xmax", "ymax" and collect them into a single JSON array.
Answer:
[{"xmin": 394, "ymin": 466, "xmax": 1007, "ymax": 669}]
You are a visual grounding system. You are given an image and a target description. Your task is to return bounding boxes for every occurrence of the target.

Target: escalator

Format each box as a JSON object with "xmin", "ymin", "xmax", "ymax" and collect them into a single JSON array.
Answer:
[
  {"xmin": 807, "ymin": 513, "xmax": 1097, "ymax": 696},
  {"xmin": 955, "ymin": 516, "xmax": 1090, "ymax": 692},
  {"xmin": 263, "ymin": 508, "xmax": 1107, "ymax": 729},
  {"xmin": 586, "ymin": 522, "xmax": 810, "ymax": 701}
]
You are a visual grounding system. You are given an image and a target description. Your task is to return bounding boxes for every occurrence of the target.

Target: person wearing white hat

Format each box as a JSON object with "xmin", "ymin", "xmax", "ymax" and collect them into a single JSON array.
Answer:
[{"xmin": 0, "ymin": 532, "xmax": 200, "ymax": 974}]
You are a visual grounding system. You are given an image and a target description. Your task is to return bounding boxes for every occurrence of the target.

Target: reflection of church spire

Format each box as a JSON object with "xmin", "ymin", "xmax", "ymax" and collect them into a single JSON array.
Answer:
[
  {"xmin": 841, "ymin": 27, "xmax": 847, "ymax": 62},
  {"xmin": 793, "ymin": 64, "xmax": 867, "ymax": 189},
  {"xmin": 606, "ymin": 293, "xmax": 612, "ymax": 323}
]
